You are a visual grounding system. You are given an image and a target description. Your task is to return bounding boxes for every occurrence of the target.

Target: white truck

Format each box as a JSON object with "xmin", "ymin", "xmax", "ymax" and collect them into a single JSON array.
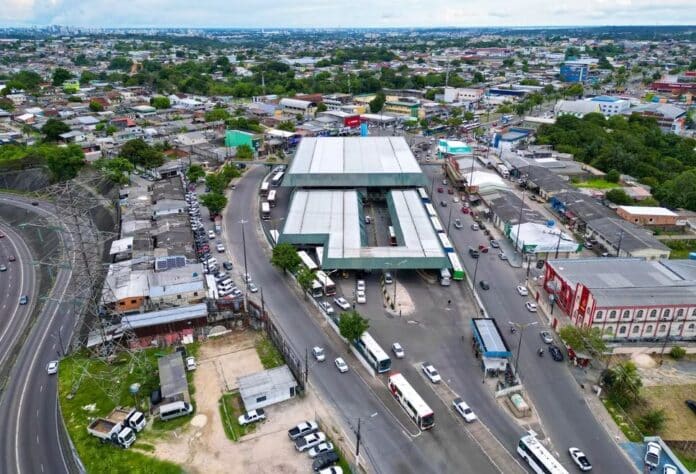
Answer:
[
  {"xmin": 87, "ymin": 418, "xmax": 136, "ymax": 448},
  {"xmin": 106, "ymin": 407, "xmax": 147, "ymax": 433},
  {"xmin": 497, "ymin": 164, "xmax": 510, "ymax": 179}
]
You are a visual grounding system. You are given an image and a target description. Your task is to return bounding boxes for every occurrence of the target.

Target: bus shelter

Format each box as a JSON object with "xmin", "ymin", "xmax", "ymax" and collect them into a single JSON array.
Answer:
[{"xmin": 471, "ymin": 318, "xmax": 512, "ymax": 376}]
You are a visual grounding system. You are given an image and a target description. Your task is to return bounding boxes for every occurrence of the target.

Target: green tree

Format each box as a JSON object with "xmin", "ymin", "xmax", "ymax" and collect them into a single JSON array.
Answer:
[
  {"xmin": 93, "ymin": 157, "xmax": 133, "ymax": 184},
  {"xmin": 502, "ymin": 58, "xmax": 515, "ymax": 68},
  {"xmin": 221, "ymin": 163, "xmax": 241, "ymax": 181},
  {"xmin": 638, "ymin": 409, "xmax": 667, "ymax": 435},
  {"xmin": 108, "ymin": 56, "xmax": 133, "ymax": 71},
  {"xmin": 564, "ymin": 83, "xmax": 584, "ymax": 98},
  {"xmin": 369, "ymin": 92, "xmax": 386, "ymax": 113},
  {"xmin": 39, "ymin": 144, "xmax": 85, "ymax": 181},
  {"xmin": 271, "ymin": 243, "xmax": 301, "ymax": 274},
  {"xmin": 52, "ymin": 68, "xmax": 73, "ymax": 86},
  {"xmin": 41, "ymin": 119, "xmax": 71, "ymax": 142},
  {"xmin": 472, "ymin": 71, "xmax": 485, "ymax": 83},
  {"xmin": 606, "ymin": 169, "xmax": 621, "ymax": 183},
  {"xmin": 558, "ymin": 325, "xmax": 607, "ymax": 356},
  {"xmin": 277, "ymin": 120, "xmax": 296, "ymax": 132},
  {"xmin": 338, "ymin": 310, "xmax": 370, "ymax": 342},
  {"xmin": 89, "ymin": 100, "xmax": 104, "ymax": 112},
  {"xmin": 604, "ymin": 361, "xmax": 642, "ymax": 408},
  {"xmin": 205, "ymin": 173, "xmax": 227, "ymax": 194},
  {"xmin": 235, "ymin": 144, "xmax": 253, "ymax": 160},
  {"xmin": 670, "ymin": 346, "xmax": 686, "ymax": 359},
  {"xmin": 150, "ymin": 96, "xmax": 171, "ymax": 109},
  {"xmin": 297, "ymin": 266, "xmax": 316, "ymax": 299},
  {"xmin": 186, "ymin": 164, "xmax": 205, "ymax": 183},
  {"xmin": 0, "ymin": 98, "xmax": 15, "ymax": 112},
  {"xmin": 463, "ymin": 111, "xmax": 475, "ymax": 121},
  {"xmin": 199, "ymin": 192, "xmax": 228, "ymax": 215},
  {"xmin": 204, "ymin": 107, "xmax": 230, "ymax": 122},
  {"xmin": 119, "ymin": 138, "xmax": 164, "ymax": 168},
  {"xmin": 316, "ymin": 102, "xmax": 327, "ymax": 113},
  {"xmin": 605, "ymin": 189, "xmax": 633, "ymax": 205}
]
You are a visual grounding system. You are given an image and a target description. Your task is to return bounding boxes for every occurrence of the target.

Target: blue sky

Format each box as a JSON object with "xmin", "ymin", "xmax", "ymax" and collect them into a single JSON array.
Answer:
[{"xmin": 2, "ymin": 0, "xmax": 695, "ymax": 27}]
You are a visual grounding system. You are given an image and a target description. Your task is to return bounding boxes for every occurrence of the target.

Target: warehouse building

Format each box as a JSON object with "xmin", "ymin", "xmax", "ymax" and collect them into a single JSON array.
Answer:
[{"xmin": 238, "ymin": 365, "xmax": 299, "ymax": 411}]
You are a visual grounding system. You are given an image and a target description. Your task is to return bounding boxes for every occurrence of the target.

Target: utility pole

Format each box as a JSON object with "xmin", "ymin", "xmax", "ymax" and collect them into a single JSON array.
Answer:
[
  {"xmin": 514, "ymin": 190, "xmax": 526, "ymax": 254},
  {"xmin": 355, "ymin": 417, "xmax": 361, "ymax": 457},
  {"xmin": 304, "ymin": 347, "xmax": 309, "ymax": 383},
  {"xmin": 446, "ymin": 206, "xmax": 453, "ymax": 234},
  {"xmin": 616, "ymin": 229, "xmax": 624, "ymax": 257},
  {"xmin": 509, "ymin": 321, "xmax": 538, "ymax": 378},
  {"xmin": 554, "ymin": 228, "xmax": 563, "ymax": 259},
  {"xmin": 239, "ymin": 219, "xmax": 249, "ymax": 304}
]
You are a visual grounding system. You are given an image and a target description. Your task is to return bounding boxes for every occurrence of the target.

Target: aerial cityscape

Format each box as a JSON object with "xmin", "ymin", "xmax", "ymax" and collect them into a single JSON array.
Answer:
[{"xmin": 0, "ymin": 5, "xmax": 695, "ymax": 474}]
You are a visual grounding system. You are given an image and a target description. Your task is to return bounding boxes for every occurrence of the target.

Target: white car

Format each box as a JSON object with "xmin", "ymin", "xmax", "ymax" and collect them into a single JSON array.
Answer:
[
  {"xmin": 568, "ymin": 447, "xmax": 592, "ymax": 472},
  {"xmin": 663, "ymin": 465, "xmax": 678, "ymax": 474},
  {"xmin": 208, "ymin": 230, "xmax": 216, "ymax": 239},
  {"xmin": 333, "ymin": 297, "xmax": 350, "ymax": 310},
  {"xmin": 498, "ymin": 252, "xmax": 508, "ymax": 260},
  {"xmin": 238, "ymin": 408, "xmax": 266, "ymax": 426},
  {"xmin": 356, "ymin": 280, "xmax": 366, "ymax": 292},
  {"xmin": 453, "ymin": 397, "xmax": 477, "ymax": 423},
  {"xmin": 185, "ymin": 356, "xmax": 197, "ymax": 371},
  {"xmin": 421, "ymin": 362, "xmax": 441, "ymax": 383},
  {"xmin": 318, "ymin": 467, "xmax": 343, "ymax": 474},
  {"xmin": 334, "ymin": 357, "xmax": 348, "ymax": 373},
  {"xmin": 645, "ymin": 441, "xmax": 661, "ymax": 468},
  {"xmin": 312, "ymin": 346, "xmax": 326, "ymax": 362},
  {"xmin": 525, "ymin": 301, "xmax": 538, "ymax": 312},
  {"xmin": 216, "ymin": 243, "xmax": 225, "ymax": 253},
  {"xmin": 319, "ymin": 301, "xmax": 334, "ymax": 315},
  {"xmin": 46, "ymin": 360, "xmax": 59, "ymax": 375},
  {"xmin": 356, "ymin": 290, "xmax": 366, "ymax": 304},
  {"xmin": 248, "ymin": 283, "xmax": 258, "ymax": 293},
  {"xmin": 516, "ymin": 285, "xmax": 529, "ymax": 296},
  {"xmin": 391, "ymin": 342, "xmax": 404, "ymax": 359},
  {"xmin": 307, "ymin": 441, "xmax": 335, "ymax": 458}
]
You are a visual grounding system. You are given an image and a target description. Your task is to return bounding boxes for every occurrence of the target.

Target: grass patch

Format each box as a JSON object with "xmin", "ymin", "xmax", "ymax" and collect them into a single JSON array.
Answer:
[
  {"xmin": 574, "ymin": 179, "xmax": 621, "ymax": 190},
  {"xmin": 640, "ymin": 384, "xmax": 696, "ymax": 440},
  {"xmin": 674, "ymin": 449, "xmax": 696, "ymax": 471},
  {"xmin": 58, "ymin": 345, "xmax": 199, "ymax": 474},
  {"xmin": 218, "ymin": 392, "xmax": 257, "ymax": 441},
  {"xmin": 601, "ymin": 398, "xmax": 642, "ymax": 442},
  {"xmin": 255, "ymin": 336, "xmax": 285, "ymax": 369},
  {"xmin": 665, "ymin": 240, "xmax": 696, "ymax": 260}
]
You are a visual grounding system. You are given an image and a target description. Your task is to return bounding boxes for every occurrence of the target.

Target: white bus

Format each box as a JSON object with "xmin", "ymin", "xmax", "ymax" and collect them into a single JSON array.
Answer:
[
  {"xmin": 259, "ymin": 181, "xmax": 270, "ymax": 197},
  {"xmin": 448, "ymin": 252, "xmax": 464, "ymax": 280},
  {"xmin": 297, "ymin": 250, "xmax": 319, "ymax": 272},
  {"xmin": 424, "ymin": 202, "xmax": 437, "ymax": 217},
  {"xmin": 271, "ymin": 171, "xmax": 284, "ymax": 187},
  {"xmin": 355, "ymin": 332, "xmax": 391, "ymax": 373},
  {"xmin": 430, "ymin": 216, "xmax": 444, "ymax": 234},
  {"xmin": 417, "ymin": 187, "xmax": 430, "ymax": 203},
  {"xmin": 387, "ymin": 373, "xmax": 435, "ymax": 430},
  {"xmin": 261, "ymin": 201, "xmax": 271, "ymax": 220},
  {"xmin": 267, "ymin": 189, "xmax": 277, "ymax": 207},
  {"xmin": 517, "ymin": 432, "xmax": 569, "ymax": 474},
  {"xmin": 388, "ymin": 226, "xmax": 397, "ymax": 246},
  {"xmin": 310, "ymin": 279, "xmax": 323, "ymax": 298},
  {"xmin": 438, "ymin": 233, "xmax": 454, "ymax": 253},
  {"xmin": 315, "ymin": 270, "xmax": 336, "ymax": 296}
]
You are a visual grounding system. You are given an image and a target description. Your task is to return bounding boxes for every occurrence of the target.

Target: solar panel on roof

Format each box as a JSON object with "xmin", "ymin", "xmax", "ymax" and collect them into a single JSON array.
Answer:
[{"xmin": 154, "ymin": 255, "xmax": 186, "ymax": 272}]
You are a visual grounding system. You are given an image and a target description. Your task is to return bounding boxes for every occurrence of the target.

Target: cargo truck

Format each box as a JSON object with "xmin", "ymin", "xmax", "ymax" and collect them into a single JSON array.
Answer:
[
  {"xmin": 87, "ymin": 418, "xmax": 136, "ymax": 448},
  {"xmin": 106, "ymin": 407, "xmax": 146, "ymax": 432}
]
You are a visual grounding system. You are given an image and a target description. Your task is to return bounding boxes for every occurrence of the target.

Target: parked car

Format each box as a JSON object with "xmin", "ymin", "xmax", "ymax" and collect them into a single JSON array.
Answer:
[
  {"xmin": 468, "ymin": 248, "xmax": 479, "ymax": 258},
  {"xmin": 498, "ymin": 252, "xmax": 507, "ymax": 260},
  {"xmin": 312, "ymin": 346, "xmax": 325, "ymax": 362},
  {"xmin": 356, "ymin": 290, "xmax": 366, "ymax": 304},
  {"xmin": 454, "ymin": 219, "xmax": 463, "ymax": 229},
  {"xmin": 453, "ymin": 397, "xmax": 477, "ymax": 423},
  {"xmin": 479, "ymin": 280, "xmax": 490, "ymax": 291},
  {"xmin": 317, "ymin": 467, "xmax": 343, "ymax": 474},
  {"xmin": 185, "ymin": 356, "xmax": 197, "ymax": 371},
  {"xmin": 516, "ymin": 285, "xmax": 528, "ymax": 296},
  {"xmin": 46, "ymin": 360, "xmax": 59, "ymax": 375},
  {"xmin": 288, "ymin": 421, "xmax": 319, "ymax": 440},
  {"xmin": 663, "ymin": 465, "xmax": 677, "ymax": 474},
  {"xmin": 525, "ymin": 302, "xmax": 538, "ymax": 312},
  {"xmin": 489, "ymin": 240, "xmax": 500, "ymax": 248},
  {"xmin": 686, "ymin": 399, "xmax": 696, "ymax": 415},
  {"xmin": 568, "ymin": 447, "xmax": 592, "ymax": 471},
  {"xmin": 312, "ymin": 451, "xmax": 339, "ymax": 472},
  {"xmin": 540, "ymin": 331, "xmax": 553, "ymax": 344},
  {"xmin": 440, "ymin": 200, "xmax": 447, "ymax": 207},
  {"xmin": 238, "ymin": 409, "xmax": 266, "ymax": 426},
  {"xmin": 447, "ymin": 188, "xmax": 454, "ymax": 195},
  {"xmin": 334, "ymin": 297, "xmax": 350, "ymax": 310},
  {"xmin": 216, "ymin": 243, "xmax": 225, "ymax": 253},
  {"xmin": 248, "ymin": 283, "xmax": 259, "ymax": 293},
  {"xmin": 461, "ymin": 206, "xmax": 470, "ymax": 214},
  {"xmin": 208, "ymin": 230, "xmax": 216, "ymax": 239},
  {"xmin": 295, "ymin": 431, "xmax": 327, "ymax": 452},
  {"xmin": 471, "ymin": 223, "xmax": 479, "ymax": 231},
  {"xmin": 644, "ymin": 441, "xmax": 661, "ymax": 468},
  {"xmin": 223, "ymin": 261, "xmax": 233, "ymax": 271},
  {"xmin": 319, "ymin": 301, "xmax": 334, "ymax": 315},
  {"xmin": 422, "ymin": 362, "xmax": 441, "ymax": 383},
  {"xmin": 356, "ymin": 280, "xmax": 366, "ymax": 292},
  {"xmin": 391, "ymin": 342, "xmax": 404, "ymax": 359},
  {"xmin": 334, "ymin": 357, "xmax": 348, "ymax": 373},
  {"xmin": 383, "ymin": 272, "xmax": 393, "ymax": 284},
  {"xmin": 437, "ymin": 187, "xmax": 444, "ymax": 193},
  {"xmin": 548, "ymin": 344, "xmax": 564, "ymax": 362},
  {"xmin": 307, "ymin": 441, "xmax": 334, "ymax": 458}
]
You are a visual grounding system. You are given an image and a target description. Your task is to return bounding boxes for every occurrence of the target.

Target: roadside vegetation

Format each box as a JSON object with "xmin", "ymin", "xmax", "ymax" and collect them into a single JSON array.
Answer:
[
  {"xmin": 57, "ymin": 345, "xmax": 198, "ymax": 474},
  {"xmin": 255, "ymin": 335, "xmax": 285, "ymax": 369},
  {"xmin": 218, "ymin": 391, "xmax": 258, "ymax": 441}
]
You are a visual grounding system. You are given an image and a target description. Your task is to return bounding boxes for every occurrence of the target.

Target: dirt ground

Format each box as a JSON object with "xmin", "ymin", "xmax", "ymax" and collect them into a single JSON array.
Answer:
[{"xmin": 150, "ymin": 331, "xmax": 336, "ymax": 474}]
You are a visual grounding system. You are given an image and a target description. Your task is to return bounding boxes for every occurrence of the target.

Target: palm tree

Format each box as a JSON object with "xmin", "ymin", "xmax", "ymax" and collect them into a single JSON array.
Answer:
[{"xmin": 608, "ymin": 361, "xmax": 643, "ymax": 407}]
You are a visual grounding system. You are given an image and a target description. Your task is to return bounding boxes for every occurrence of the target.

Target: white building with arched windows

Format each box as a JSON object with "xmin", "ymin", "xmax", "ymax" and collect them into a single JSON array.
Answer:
[{"xmin": 542, "ymin": 258, "xmax": 696, "ymax": 343}]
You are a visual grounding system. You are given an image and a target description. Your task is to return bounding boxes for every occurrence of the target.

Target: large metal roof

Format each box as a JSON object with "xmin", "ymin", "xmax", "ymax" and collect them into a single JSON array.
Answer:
[
  {"xmin": 472, "ymin": 318, "xmax": 511, "ymax": 358},
  {"xmin": 158, "ymin": 353, "xmax": 188, "ymax": 399},
  {"xmin": 280, "ymin": 189, "xmax": 448, "ymax": 269},
  {"xmin": 283, "ymin": 137, "xmax": 428, "ymax": 188}
]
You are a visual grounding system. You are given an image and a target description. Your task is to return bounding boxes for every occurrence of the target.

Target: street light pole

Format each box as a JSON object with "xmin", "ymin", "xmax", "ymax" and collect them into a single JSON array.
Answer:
[
  {"xmin": 446, "ymin": 206, "xmax": 453, "ymax": 234},
  {"xmin": 472, "ymin": 254, "xmax": 481, "ymax": 288},
  {"xmin": 355, "ymin": 412, "xmax": 378, "ymax": 459},
  {"xmin": 514, "ymin": 190, "xmax": 525, "ymax": 254},
  {"xmin": 509, "ymin": 321, "xmax": 538, "ymax": 377},
  {"xmin": 239, "ymin": 218, "xmax": 249, "ymax": 305}
]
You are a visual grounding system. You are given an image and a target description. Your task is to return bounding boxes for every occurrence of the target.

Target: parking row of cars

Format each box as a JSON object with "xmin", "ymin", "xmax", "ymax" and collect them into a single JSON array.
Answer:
[{"xmin": 287, "ymin": 421, "xmax": 342, "ymax": 473}]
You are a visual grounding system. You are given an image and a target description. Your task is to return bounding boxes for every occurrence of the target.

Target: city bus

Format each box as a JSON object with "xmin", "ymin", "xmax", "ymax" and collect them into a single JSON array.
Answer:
[
  {"xmin": 417, "ymin": 187, "xmax": 430, "ymax": 203},
  {"xmin": 438, "ymin": 233, "xmax": 454, "ymax": 253},
  {"xmin": 259, "ymin": 181, "xmax": 270, "ymax": 197},
  {"xmin": 355, "ymin": 331, "xmax": 391, "ymax": 373},
  {"xmin": 387, "ymin": 373, "xmax": 435, "ymax": 430},
  {"xmin": 267, "ymin": 189, "xmax": 277, "ymax": 207},
  {"xmin": 310, "ymin": 279, "xmax": 323, "ymax": 298},
  {"xmin": 517, "ymin": 432, "xmax": 569, "ymax": 474},
  {"xmin": 270, "ymin": 171, "xmax": 284, "ymax": 187},
  {"xmin": 424, "ymin": 202, "xmax": 437, "ymax": 218},
  {"xmin": 430, "ymin": 216, "xmax": 444, "ymax": 234},
  {"xmin": 314, "ymin": 270, "xmax": 336, "ymax": 296},
  {"xmin": 297, "ymin": 250, "xmax": 319, "ymax": 272},
  {"xmin": 388, "ymin": 226, "xmax": 397, "ymax": 246},
  {"xmin": 448, "ymin": 252, "xmax": 464, "ymax": 280},
  {"xmin": 261, "ymin": 201, "xmax": 270, "ymax": 220}
]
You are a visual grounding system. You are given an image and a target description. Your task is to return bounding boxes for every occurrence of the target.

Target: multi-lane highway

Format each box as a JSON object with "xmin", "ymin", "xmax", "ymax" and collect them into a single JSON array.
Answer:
[
  {"xmin": 0, "ymin": 195, "xmax": 81, "ymax": 474},
  {"xmin": 222, "ymin": 166, "xmax": 499, "ymax": 474}
]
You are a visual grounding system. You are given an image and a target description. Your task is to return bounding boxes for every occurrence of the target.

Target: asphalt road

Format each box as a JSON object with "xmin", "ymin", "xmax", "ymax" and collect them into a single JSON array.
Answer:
[
  {"xmin": 0, "ymin": 196, "xmax": 80, "ymax": 474},
  {"xmin": 422, "ymin": 165, "xmax": 637, "ymax": 473},
  {"xmin": 221, "ymin": 166, "xmax": 498, "ymax": 474}
]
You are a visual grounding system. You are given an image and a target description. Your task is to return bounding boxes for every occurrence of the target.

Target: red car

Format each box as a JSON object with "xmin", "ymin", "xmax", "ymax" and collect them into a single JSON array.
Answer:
[
  {"xmin": 8, "ymin": 255, "xmax": 16, "ymax": 262},
  {"xmin": 478, "ymin": 245, "xmax": 489, "ymax": 253},
  {"xmin": 437, "ymin": 187, "xmax": 444, "ymax": 193},
  {"xmin": 461, "ymin": 207, "xmax": 470, "ymax": 214},
  {"xmin": 447, "ymin": 189, "xmax": 454, "ymax": 195}
]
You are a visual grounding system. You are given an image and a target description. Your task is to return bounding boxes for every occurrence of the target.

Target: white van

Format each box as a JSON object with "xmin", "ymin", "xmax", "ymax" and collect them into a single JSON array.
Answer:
[
  {"xmin": 159, "ymin": 401, "xmax": 193, "ymax": 421},
  {"xmin": 439, "ymin": 268, "xmax": 451, "ymax": 287},
  {"xmin": 205, "ymin": 257, "xmax": 218, "ymax": 267}
]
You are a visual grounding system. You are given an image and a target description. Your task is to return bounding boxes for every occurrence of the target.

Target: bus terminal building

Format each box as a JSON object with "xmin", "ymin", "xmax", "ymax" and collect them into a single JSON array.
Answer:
[{"xmin": 279, "ymin": 136, "xmax": 451, "ymax": 271}]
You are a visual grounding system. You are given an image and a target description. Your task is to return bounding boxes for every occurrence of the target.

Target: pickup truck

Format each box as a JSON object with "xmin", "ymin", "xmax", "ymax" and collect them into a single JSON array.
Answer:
[
  {"xmin": 288, "ymin": 420, "xmax": 318, "ymax": 440},
  {"xmin": 295, "ymin": 431, "xmax": 326, "ymax": 452},
  {"xmin": 87, "ymin": 418, "xmax": 136, "ymax": 448},
  {"xmin": 106, "ymin": 407, "xmax": 146, "ymax": 432}
]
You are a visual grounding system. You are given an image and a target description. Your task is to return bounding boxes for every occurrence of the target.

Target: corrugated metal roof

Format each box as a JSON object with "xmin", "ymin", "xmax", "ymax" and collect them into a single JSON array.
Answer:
[{"xmin": 158, "ymin": 353, "xmax": 188, "ymax": 399}]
